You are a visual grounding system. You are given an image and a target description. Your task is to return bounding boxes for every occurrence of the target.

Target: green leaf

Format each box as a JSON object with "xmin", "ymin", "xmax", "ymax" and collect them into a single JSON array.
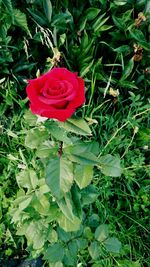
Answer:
[
  {"xmin": 36, "ymin": 141, "xmax": 57, "ymax": 158},
  {"xmin": 137, "ymin": 41, "xmax": 150, "ymax": 51},
  {"xmin": 25, "ymin": 127, "xmax": 49, "ymax": 149},
  {"xmin": 113, "ymin": 0, "xmax": 128, "ymax": 5},
  {"xmin": 99, "ymin": 154, "xmax": 122, "ymax": 177},
  {"xmin": 117, "ymin": 260, "xmax": 141, "ymax": 267},
  {"xmin": 112, "ymin": 15, "xmax": 125, "ymax": 30},
  {"xmin": 58, "ymin": 212, "xmax": 81, "ymax": 232},
  {"xmin": 129, "ymin": 29, "xmax": 150, "ymax": 51},
  {"xmin": 76, "ymin": 238, "xmax": 88, "ymax": 250},
  {"xmin": 64, "ymin": 141, "xmax": 99, "ymax": 156},
  {"xmin": 24, "ymin": 110, "xmax": 37, "ymax": 126},
  {"xmin": 78, "ymin": 18, "xmax": 87, "ymax": 32},
  {"xmin": 28, "ymin": 220, "xmax": 48, "ymax": 249},
  {"xmin": 118, "ymin": 80, "xmax": 138, "ymax": 89},
  {"xmin": 2, "ymin": 0, "xmax": 13, "ymax": 21},
  {"xmin": 88, "ymin": 241, "xmax": 100, "ymax": 260},
  {"xmin": 16, "ymin": 169, "xmax": 38, "ymax": 192},
  {"xmin": 17, "ymin": 220, "xmax": 48, "ymax": 250},
  {"xmin": 43, "ymin": 0, "xmax": 52, "ymax": 23},
  {"xmin": 92, "ymin": 13, "xmax": 110, "ymax": 32},
  {"xmin": 0, "ymin": 204, "xmax": 2, "ymax": 220},
  {"xmin": 48, "ymin": 262, "xmax": 63, "ymax": 267},
  {"xmin": 18, "ymin": 195, "xmax": 33, "ymax": 211},
  {"xmin": 57, "ymin": 194, "xmax": 75, "ymax": 221},
  {"xmin": 84, "ymin": 8, "xmax": 100, "ymax": 21},
  {"xmin": 13, "ymin": 9, "xmax": 30, "ymax": 35},
  {"xmin": 98, "ymin": 25, "xmax": 113, "ymax": 31},
  {"xmin": 32, "ymin": 193, "xmax": 51, "ymax": 216},
  {"xmin": 27, "ymin": 8, "xmax": 47, "ymax": 26},
  {"xmin": 66, "ymin": 152, "xmax": 99, "ymax": 165},
  {"xmin": 95, "ymin": 224, "xmax": 109, "ymax": 242},
  {"xmin": 44, "ymin": 243, "xmax": 64, "ymax": 262},
  {"xmin": 114, "ymin": 45, "xmax": 130, "ymax": 53},
  {"xmin": 83, "ymin": 227, "xmax": 93, "ymax": 240},
  {"xmin": 137, "ymin": 128, "xmax": 150, "ymax": 146},
  {"xmin": 64, "ymin": 240, "xmax": 78, "ymax": 266},
  {"xmin": 71, "ymin": 185, "xmax": 82, "ymax": 219},
  {"xmin": 46, "ymin": 157, "xmax": 74, "ymax": 199},
  {"xmin": 81, "ymin": 185, "xmax": 98, "ymax": 205},
  {"xmin": 80, "ymin": 60, "xmax": 94, "ymax": 77},
  {"xmin": 59, "ymin": 117, "xmax": 92, "ymax": 136},
  {"xmin": 47, "ymin": 124, "xmax": 72, "ymax": 144},
  {"xmin": 99, "ymin": 0, "xmax": 106, "ymax": 4},
  {"xmin": 120, "ymin": 58, "xmax": 134, "ymax": 81},
  {"xmin": 92, "ymin": 13, "xmax": 106, "ymax": 30},
  {"xmin": 57, "ymin": 227, "xmax": 72, "ymax": 242},
  {"xmin": 74, "ymin": 164, "xmax": 93, "ymax": 189},
  {"xmin": 104, "ymin": 237, "xmax": 122, "ymax": 253},
  {"xmin": 129, "ymin": 29, "xmax": 146, "ymax": 43}
]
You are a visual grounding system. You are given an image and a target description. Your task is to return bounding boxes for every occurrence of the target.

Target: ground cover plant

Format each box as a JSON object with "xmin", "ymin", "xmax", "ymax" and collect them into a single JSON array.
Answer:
[{"xmin": 0, "ymin": 0, "xmax": 150, "ymax": 266}]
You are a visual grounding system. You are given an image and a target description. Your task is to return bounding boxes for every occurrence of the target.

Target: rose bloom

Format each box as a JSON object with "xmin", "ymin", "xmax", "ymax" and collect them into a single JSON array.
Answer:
[{"xmin": 26, "ymin": 68, "xmax": 85, "ymax": 122}]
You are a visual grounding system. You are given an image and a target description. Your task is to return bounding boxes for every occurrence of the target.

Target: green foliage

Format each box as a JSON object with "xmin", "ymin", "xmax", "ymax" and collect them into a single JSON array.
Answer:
[{"xmin": 46, "ymin": 157, "xmax": 74, "ymax": 199}]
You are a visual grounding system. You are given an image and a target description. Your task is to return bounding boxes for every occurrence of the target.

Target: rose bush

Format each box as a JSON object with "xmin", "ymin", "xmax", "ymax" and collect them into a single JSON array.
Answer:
[{"xmin": 26, "ymin": 68, "xmax": 85, "ymax": 121}]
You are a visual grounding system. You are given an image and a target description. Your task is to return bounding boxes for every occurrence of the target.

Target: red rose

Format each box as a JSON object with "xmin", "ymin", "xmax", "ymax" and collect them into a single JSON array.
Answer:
[{"xmin": 26, "ymin": 68, "xmax": 85, "ymax": 122}]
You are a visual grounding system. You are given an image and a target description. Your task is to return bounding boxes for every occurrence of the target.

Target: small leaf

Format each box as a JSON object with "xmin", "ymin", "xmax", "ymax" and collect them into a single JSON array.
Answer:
[
  {"xmin": 43, "ymin": 0, "xmax": 52, "ymax": 23},
  {"xmin": 36, "ymin": 141, "xmax": 57, "ymax": 158},
  {"xmin": 47, "ymin": 124, "xmax": 72, "ymax": 144},
  {"xmin": 2, "ymin": 0, "xmax": 14, "ymax": 22},
  {"xmin": 65, "ymin": 240, "xmax": 78, "ymax": 266},
  {"xmin": 57, "ymin": 227, "xmax": 72, "ymax": 242},
  {"xmin": 129, "ymin": 29, "xmax": 146, "ymax": 42},
  {"xmin": 114, "ymin": 45, "xmax": 130, "ymax": 53},
  {"xmin": 81, "ymin": 185, "xmax": 98, "ymax": 205},
  {"xmin": 27, "ymin": 8, "xmax": 47, "ymax": 26},
  {"xmin": 92, "ymin": 13, "xmax": 106, "ymax": 30},
  {"xmin": 44, "ymin": 243, "xmax": 64, "ymax": 262},
  {"xmin": 32, "ymin": 194, "xmax": 50, "ymax": 216},
  {"xmin": 84, "ymin": 8, "xmax": 101, "ymax": 21},
  {"xmin": 137, "ymin": 128, "xmax": 150, "ymax": 146},
  {"xmin": 57, "ymin": 194, "xmax": 75, "ymax": 222},
  {"xmin": 59, "ymin": 117, "xmax": 92, "ymax": 136},
  {"xmin": 78, "ymin": 18, "xmax": 87, "ymax": 32},
  {"xmin": 13, "ymin": 9, "xmax": 30, "ymax": 35},
  {"xmin": 104, "ymin": 237, "xmax": 122, "ymax": 253},
  {"xmin": 88, "ymin": 241, "xmax": 100, "ymax": 260},
  {"xmin": 99, "ymin": 154, "xmax": 122, "ymax": 177},
  {"xmin": 114, "ymin": 0, "xmax": 128, "ymax": 5},
  {"xmin": 58, "ymin": 213, "xmax": 81, "ymax": 232},
  {"xmin": 120, "ymin": 58, "xmax": 134, "ymax": 81},
  {"xmin": 16, "ymin": 169, "xmax": 38, "ymax": 192},
  {"xmin": 95, "ymin": 224, "xmax": 109, "ymax": 242},
  {"xmin": 25, "ymin": 127, "xmax": 49, "ymax": 149},
  {"xmin": 18, "ymin": 196, "xmax": 32, "ymax": 211},
  {"xmin": 118, "ymin": 80, "xmax": 138, "ymax": 89},
  {"xmin": 24, "ymin": 110, "xmax": 37, "ymax": 126},
  {"xmin": 112, "ymin": 15, "xmax": 125, "ymax": 30},
  {"xmin": 46, "ymin": 157, "xmax": 74, "ymax": 199},
  {"xmin": 64, "ymin": 141, "xmax": 99, "ymax": 155},
  {"xmin": 49, "ymin": 262, "xmax": 63, "ymax": 267},
  {"xmin": 71, "ymin": 185, "xmax": 82, "ymax": 219},
  {"xmin": 66, "ymin": 152, "xmax": 99, "ymax": 166},
  {"xmin": 26, "ymin": 220, "xmax": 48, "ymax": 249},
  {"xmin": 74, "ymin": 164, "xmax": 93, "ymax": 189},
  {"xmin": 98, "ymin": 25, "xmax": 113, "ymax": 31}
]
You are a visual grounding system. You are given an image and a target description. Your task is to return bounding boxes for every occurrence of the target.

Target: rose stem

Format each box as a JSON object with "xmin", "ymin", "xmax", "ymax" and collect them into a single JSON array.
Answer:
[{"xmin": 58, "ymin": 141, "xmax": 63, "ymax": 157}]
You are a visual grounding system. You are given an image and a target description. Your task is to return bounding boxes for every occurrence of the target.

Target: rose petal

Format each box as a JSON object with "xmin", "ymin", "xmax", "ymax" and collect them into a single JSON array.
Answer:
[
  {"xmin": 68, "ymin": 77, "xmax": 85, "ymax": 108},
  {"xmin": 30, "ymin": 103, "xmax": 75, "ymax": 122}
]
